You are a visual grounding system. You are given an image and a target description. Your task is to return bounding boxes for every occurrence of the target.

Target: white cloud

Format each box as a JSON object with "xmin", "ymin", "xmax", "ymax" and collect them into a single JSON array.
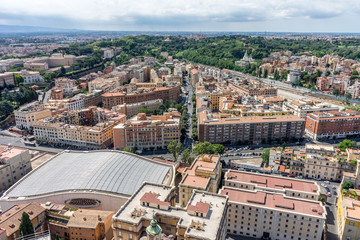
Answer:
[{"xmin": 0, "ymin": 0, "xmax": 359, "ymax": 30}]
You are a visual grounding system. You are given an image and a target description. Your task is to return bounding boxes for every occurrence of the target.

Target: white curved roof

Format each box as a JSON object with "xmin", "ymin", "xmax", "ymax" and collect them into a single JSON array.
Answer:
[{"xmin": 4, "ymin": 151, "xmax": 173, "ymax": 198}]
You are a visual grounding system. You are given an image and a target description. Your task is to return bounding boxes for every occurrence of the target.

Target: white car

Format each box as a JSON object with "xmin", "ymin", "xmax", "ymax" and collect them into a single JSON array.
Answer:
[
  {"xmin": 332, "ymin": 185, "xmax": 337, "ymax": 189},
  {"xmin": 324, "ymin": 181, "xmax": 330, "ymax": 184}
]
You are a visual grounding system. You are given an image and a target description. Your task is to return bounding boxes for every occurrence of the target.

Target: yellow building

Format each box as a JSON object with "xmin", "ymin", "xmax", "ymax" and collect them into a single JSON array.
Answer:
[
  {"xmin": 179, "ymin": 155, "xmax": 222, "ymax": 207},
  {"xmin": 14, "ymin": 104, "xmax": 51, "ymax": 129},
  {"xmin": 337, "ymin": 189, "xmax": 360, "ymax": 240},
  {"xmin": 210, "ymin": 92, "xmax": 227, "ymax": 111}
]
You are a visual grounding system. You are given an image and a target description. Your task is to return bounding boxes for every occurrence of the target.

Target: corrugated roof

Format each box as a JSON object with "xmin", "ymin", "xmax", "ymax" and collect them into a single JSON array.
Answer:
[{"xmin": 4, "ymin": 151, "xmax": 172, "ymax": 198}]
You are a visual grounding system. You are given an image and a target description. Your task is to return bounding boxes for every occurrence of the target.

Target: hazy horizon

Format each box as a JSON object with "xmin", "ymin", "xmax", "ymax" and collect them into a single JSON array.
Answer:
[{"xmin": 1, "ymin": 0, "xmax": 360, "ymax": 33}]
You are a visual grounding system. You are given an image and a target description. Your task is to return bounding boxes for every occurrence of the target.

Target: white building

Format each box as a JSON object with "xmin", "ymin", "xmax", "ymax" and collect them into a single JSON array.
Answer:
[{"xmin": 17, "ymin": 70, "xmax": 44, "ymax": 84}]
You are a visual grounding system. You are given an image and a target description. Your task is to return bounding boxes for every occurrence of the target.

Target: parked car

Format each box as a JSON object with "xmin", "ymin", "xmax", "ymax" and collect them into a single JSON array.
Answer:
[
  {"xmin": 327, "ymin": 193, "xmax": 332, "ymax": 197},
  {"xmin": 288, "ymin": 174, "xmax": 295, "ymax": 178},
  {"xmin": 324, "ymin": 181, "xmax": 330, "ymax": 184},
  {"xmin": 332, "ymin": 185, "xmax": 337, "ymax": 189}
]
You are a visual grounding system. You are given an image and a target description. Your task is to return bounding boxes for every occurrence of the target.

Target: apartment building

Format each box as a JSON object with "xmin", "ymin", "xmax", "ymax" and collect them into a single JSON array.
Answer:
[
  {"xmin": 0, "ymin": 146, "xmax": 32, "ymax": 191},
  {"xmin": 210, "ymin": 91, "xmax": 227, "ymax": 111},
  {"xmin": 337, "ymin": 191, "xmax": 360, "ymax": 240},
  {"xmin": 316, "ymin": 76, "xmax": 330, "ymax": 91},
  {"xmin": 304, "ymin": 144, "xmax": 357, "ymax": 181},
  {"xmin": 33, "ymin": 117, "xmax": 124, "ymax": 149},
  {"xmin": 198, "ymin": 110, "xmax": 305, "ymax": 144},
  {"xmin": 102, "ymin": 84, "xmax": 180, "ymax": 109},
  {"xmin": 113, "ymin": 112, "xmax": 180, "ymax": 150},
  {"xmin": 0, "ymin": 72, "xmax": 15, "ymax": 87},
  {"xmin": 305, "ymin": 110, "xmax": 360, "ymax": 140},
  {"xmin": 0, "ymin": 203, "xmax": 46, "ymax": 240},
  {"xmin": 112, "ymin": 99, "xmax": 163, "ymax": 119},
  {"xmin": 224, "ymin": 170, "xmax": 321, "ymax": 200},
  {"xmin": 179, "ymin": 155, "xmax": 222, "ymax": 207},
  {"xmin": 283, "ymin": 99, "xmax": 339, "ymax": 119},
  {"xmin": 48, "ymin": 206, "xmax": 114, "ymax": 240},
  {"xmin": 112, "ymin": 183, "xmax": 228, "ymax": 240},
  {"xmin": 220, "ymin": 170, "xmax": 326, "ymax": 240},
  {"xmin": 229, "ymin": 82, "xmax": 277, "ymax": 96},
  {"xmin": 14, "ymin": 103, "xmax": 52, "ymax": 129}
]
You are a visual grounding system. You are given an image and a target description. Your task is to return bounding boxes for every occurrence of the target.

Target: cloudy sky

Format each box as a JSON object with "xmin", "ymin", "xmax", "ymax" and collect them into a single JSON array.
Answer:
[{"xmin": 0, "ymin": 0, "xmax": 359, "ymax": 32}]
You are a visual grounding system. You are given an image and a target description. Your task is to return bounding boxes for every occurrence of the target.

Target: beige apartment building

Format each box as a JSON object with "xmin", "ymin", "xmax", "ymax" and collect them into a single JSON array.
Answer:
[
  {"xmin": 221, "ymin": 170, "xmax": 326, "ymax": 240},
  {"xmin": 112, "ymin": 183, "xmax": 228, "ymax": 240},
  {"xmin": 179, "ymin": 155, "xmax": 222, "ymax": 207},
  {"xmin": 33, "ymin": 119, "xmax": 124, "ymax": 149},
  {"xmin": 14, "ymin": 104, "xmax": 52, "ymax": 129},
  {"xmin": 220, "ymin": 187, "xmax": 326, "ymax": 240},
  {"xmin": 304, "ymin": 144, "xmax": 357, "ymax": 181},
  {"xmin": 112, "ymin": 99, "xmax": 163, "ymax": 119},
  {"xmin": 0, "ymin": 146, "xmax": 32, "ymax": 191},
  {"xmin": 113, "ymin": 112, "xmax": 181, "ymax": 150}
]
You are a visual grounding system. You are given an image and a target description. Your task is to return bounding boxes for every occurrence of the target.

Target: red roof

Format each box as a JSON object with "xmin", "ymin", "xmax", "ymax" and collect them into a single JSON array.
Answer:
[
  {"xmin": 187, "ymin": 202, "xmax": 210, "ymax": 214},
  {"xmin": 226, "ymin": 170, "xmax": 318, "ymax": 193},
  {"xmin": 140, "ymin": 192, "xmax": 170, "ymax": 207},
  {"xmin": 220, "ymin": 188, "xmax": 325, "ymax": 217}
]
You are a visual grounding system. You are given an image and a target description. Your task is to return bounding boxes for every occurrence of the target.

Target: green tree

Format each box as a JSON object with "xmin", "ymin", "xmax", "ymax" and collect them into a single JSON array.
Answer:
[
  {"xmin": 138, "ymin": 108, "xmax": 151, "ymax": 114},
  {"xmin": 181, "ymin": 148, "xmax": 194, "ymax": 165},
  {"xmin": 342, "ymin": 180, "xmax": 354, "ymax": 190},
  {"xmin": 0, "ymin": 100, "xmax": 14, "ymax": 117},
  {"xmin": 60, "ymin": 66, "xmax": 66, "ymax": 76},
  {"xmin": 261, "ymin": 148, "xmax": 270, "ymax": 165},
  {"xmin": 263, "ymin": 69, "xmax": 268, "ymax": 78},
  {"xmin": 192, "ymin": 142, "xmax": 225, "ymax": 156},
  {"xmin": 338, "ymin": 139, "xmax": 355, "ymax": 151},
  {"xmin": 13, "ymin": 73, "xmax": 24, "ymax": 86},
  {"xmin": 346, "ymin": 93, "xmax": 352, "ymax": 101},
  {"xmin": 55, "ymin": 234, "xmax": 60, "ymax": 240},
  {"xmin": 167, "ymin": 140, "xmax": 182, "ymax": 161},
  {"xmin": 19, "ymin": 212, "xmax": 34, "ymax": 237},
  {"xmin": 333, "ymin": 88, "xmax": 340, "ymax": 96}
]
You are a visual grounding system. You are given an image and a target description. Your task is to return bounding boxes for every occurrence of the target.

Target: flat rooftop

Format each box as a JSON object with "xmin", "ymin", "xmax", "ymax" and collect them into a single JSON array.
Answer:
[
  {"xmin": 225, "ymin": 170, "xmax": 319, "ymax": 193},
  {"xmin": 3, "ymin": 150, "xmax": 173, "ymax": 198},
  {"xmin": 114, "ymin": 183, "xmax": 227, "ymax": 239},
  {"xmin": 220, "ymin": 187, "xmax": 325, "ymax": 218}
]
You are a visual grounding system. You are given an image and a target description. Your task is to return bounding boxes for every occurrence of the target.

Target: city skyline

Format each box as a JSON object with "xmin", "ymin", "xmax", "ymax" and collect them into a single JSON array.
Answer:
[{"xmin": 1, "ymin": 0, "xmax": 360, "ymax": 32}]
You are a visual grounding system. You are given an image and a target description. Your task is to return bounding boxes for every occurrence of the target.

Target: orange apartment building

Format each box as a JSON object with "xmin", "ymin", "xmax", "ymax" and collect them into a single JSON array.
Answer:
[
  {"xmin": 198, "ymin": 110, "xmax": 305, "ymax": 144},
  {"xmin": 305, "ymin": 109, "xmax": 360, "ymax": 140},
  {"xmin": 113, "ymin": 112, "xmax": 181, "ymax": 150},
  {"xmin": 102, "ymin": 84, "xmax": 180, "ymax": 109}
]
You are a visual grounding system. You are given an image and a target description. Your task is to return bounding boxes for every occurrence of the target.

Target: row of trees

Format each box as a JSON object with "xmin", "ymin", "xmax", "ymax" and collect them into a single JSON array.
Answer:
[{"xmin": 167, "ymin": 141, "xmax": 225, "ymax": 165}]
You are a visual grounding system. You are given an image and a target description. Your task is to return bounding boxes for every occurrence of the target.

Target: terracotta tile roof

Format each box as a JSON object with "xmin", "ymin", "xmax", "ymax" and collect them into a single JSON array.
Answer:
[
  {"xmin": 0, "ymin": 203, "xmax": 45, "ymax": 237},
  {"xmin": 221, "ymin": 188, "xmax": 325, "ymax": 217},
  {"xmin": 140, "ymin": 192, "xmax": 170, "ymax": 207},
  {"xmin": 187, "ymin": 202, "xmax": 210, "ymax": 214},
  {"xmin": 226, "ymin": 170, "xmax": 318, "ymax": 193},
  {"xmin": 67, "ymin": 209, "xmax": 114, "ymax": 229}
]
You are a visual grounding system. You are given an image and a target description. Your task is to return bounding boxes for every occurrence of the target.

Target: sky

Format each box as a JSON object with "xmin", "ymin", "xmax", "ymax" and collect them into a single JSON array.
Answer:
[{"xmin": 0, "ymin": 0, "xmax": 359, "ymax": 32}]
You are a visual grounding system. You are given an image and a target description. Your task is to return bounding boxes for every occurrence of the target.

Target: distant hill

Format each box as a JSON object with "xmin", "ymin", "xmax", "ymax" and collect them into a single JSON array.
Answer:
[{"xmin": 0, "ymin": 25, "xmax": 80, "ymax": 33}]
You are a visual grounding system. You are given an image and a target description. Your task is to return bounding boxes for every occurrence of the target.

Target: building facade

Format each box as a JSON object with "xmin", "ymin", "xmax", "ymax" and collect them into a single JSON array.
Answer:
[
  {"xmin": 179, "ymin": 155, "xmax": 222, "ymax": 207},
  {"xmin": 198, "ymin": 111, "xmax": 305, "ymax": 144},
  {"xmin": 113, "ymin": 112, "xmax": 180, "ymax": 150},
  {"xmin": 305, "ymin": 110, "xmax": 360, "ymax": 140}
]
